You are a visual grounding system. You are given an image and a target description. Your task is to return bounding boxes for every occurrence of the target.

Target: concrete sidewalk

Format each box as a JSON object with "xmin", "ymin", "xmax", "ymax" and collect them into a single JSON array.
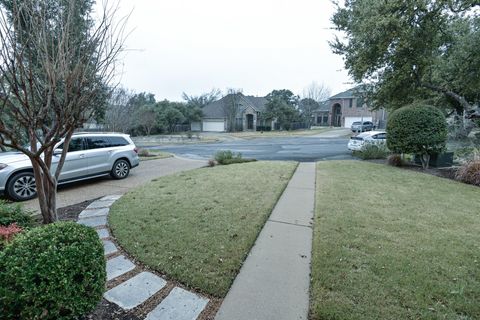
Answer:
[{"xmin": 215, "ymin": 162, "xmax": 316, "ymax": 320}]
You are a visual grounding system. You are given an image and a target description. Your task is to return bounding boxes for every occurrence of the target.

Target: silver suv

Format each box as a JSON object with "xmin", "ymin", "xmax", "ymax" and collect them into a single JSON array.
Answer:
[{"xmin": 0, "ymin": 133, "xmax": 140, "ymax": 201}]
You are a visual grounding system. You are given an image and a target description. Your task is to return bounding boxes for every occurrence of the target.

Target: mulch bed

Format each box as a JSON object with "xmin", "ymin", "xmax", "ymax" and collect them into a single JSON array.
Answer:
[
  {"xmin": 57, "ymin": 198, "xmax": 99, "ymax": 221},
  {"xmin": 368, "ymin": 159, "xmax": 458, "ymax": 180}
]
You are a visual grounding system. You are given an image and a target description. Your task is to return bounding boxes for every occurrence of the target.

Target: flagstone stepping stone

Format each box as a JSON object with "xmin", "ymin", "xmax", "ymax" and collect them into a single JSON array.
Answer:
[
  {"xmin": 100, "ymin": 195, "xmax": 122, "ymax": 201},
  {"xmin": 77, "ymin": 215, "xmax": 107, "ymax": 227},
  {"xmin": 87, "ymin": 199, "xmax": 117, "ymax": 209},
  {"xmin": 103, "ymin": 240, "xmax": 118, "ymax": 255},
  {"xmin": 145, "ymin": 287, "xmax": 209, "ymax": 320},
  {"xmin": 96, "ymin": 228, "xmax": 110, "ymax": 239},
  {"xmin": 104, "ymin": 272, "xmax": 167, "ymax": 310},
  {"xmin": 106, "ymin": 255, "xmax": 136, "ymax": 281},
  {"xmin": 78, "ymin": 207, "xmax": 109, "ymax": 219}
]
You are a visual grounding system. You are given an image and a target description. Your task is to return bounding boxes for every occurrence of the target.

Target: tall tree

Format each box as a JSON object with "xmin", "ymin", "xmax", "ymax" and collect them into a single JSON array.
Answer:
[
  {"xmin": 298, "ymin": 98, "xmax": 320, "ymax": 128},
  {"xmin": 0, "ymin": 0, "xmax": 126, "ymax": 223},
  {"xmin": 302, "ymin": 82, "xmax": 330, "ymax": 103},
  {"xmin": 265, "ymin": 90, "xmax": 300, "ymax": 130},
  {"xmin": 301, "ymin": 82, "xmax": 330, "ymax": 128},
  {"xmin": 223, "ymin": 89, "xmax": 242, "ymax": 132},
  {"xmin": 134, "ymin": 105, "xmax": 157, "ymax": 136},
  {"xmin": 104, "ymin": 87, "xmax": 135, "ymax": 133},
  {"xmin": 156, "ymin": 101, "xmax": 186, "ymax": 133},
  {"xmin": 331, "ymin": 0, "xmax": 480, "ymax": 112},
  {"xmin": 128, "ymin": 92, "xmax": 156, "ymax": 110},
  {"xmin": 182, "ymin": 88, "xmax": 221, "ymax": 109}
]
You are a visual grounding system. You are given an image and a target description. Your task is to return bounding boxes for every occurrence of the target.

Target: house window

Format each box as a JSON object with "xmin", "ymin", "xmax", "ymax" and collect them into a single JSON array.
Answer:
[
  {"xmin": 357, "ymin": 97, "xmax": 364, "ymax": 108},
  {"xmin": 348, "ymin": 98, "xmax": 353, "ymax": 108}
]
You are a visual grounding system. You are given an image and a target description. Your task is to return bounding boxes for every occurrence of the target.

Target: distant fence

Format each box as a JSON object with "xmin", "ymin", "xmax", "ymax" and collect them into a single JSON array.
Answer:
[
  {"xmin": 172, "ymin": 124, "xmax": 192, "ymax": 132},
  {"xmin": 273, "ymin": 122, "xmax": 309, "ymax": 131}
]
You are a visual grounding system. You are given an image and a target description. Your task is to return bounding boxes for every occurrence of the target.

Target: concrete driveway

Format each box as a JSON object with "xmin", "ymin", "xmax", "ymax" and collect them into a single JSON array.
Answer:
[{"xmin": 23, "ymin": 157, "xmax": 205, "ymax": 212}]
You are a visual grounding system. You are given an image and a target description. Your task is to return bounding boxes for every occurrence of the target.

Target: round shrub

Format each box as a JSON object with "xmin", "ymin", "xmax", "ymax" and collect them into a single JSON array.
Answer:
[
  {"xmin": 387, "ymin": 103, "xmax": 447, "ymax": 169},
  {"xmin": 0, "ymin": 222, "xmax": 106, "ymax": 319},
  {"xmin": 387, "ymin": 154, "xmax": 404, "ymax": 167}
]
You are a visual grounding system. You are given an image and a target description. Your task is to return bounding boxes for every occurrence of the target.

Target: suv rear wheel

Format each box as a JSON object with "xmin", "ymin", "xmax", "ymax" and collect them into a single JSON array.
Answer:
[
  {"xmin": 111, "ymin": 159, "xmax": 130, "ymax": 179},
  {"xmin": 7, "ymin": 172, "xmax": 37, "ymax": 201}
]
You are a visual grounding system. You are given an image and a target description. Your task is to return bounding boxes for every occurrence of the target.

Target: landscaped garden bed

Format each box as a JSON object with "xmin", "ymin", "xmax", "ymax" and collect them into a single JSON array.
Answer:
[
  {"xmin": 311, "ymin": 161, "xmax": 480, "ymax": 319},
  {"xmin": 108, "ymin": 161, "xmax": 297, "ymax": 297}
]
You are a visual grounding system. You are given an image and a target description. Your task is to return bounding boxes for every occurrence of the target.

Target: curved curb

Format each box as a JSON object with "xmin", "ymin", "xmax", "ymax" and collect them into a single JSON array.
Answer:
[{"xmin": 77, "ymin": 195, "xmax": 209, "ymax": 319}]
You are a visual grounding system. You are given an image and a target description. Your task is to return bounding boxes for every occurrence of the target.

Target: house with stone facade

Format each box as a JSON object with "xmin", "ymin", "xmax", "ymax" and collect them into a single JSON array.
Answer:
[
  {"xmin": 194, "ymin": 88, "xmax": 387, "ymax": 132},
  {"xmin": 191, "ymin": 93, "xmax": 272, "ymax": 132},
  {"xmin": 313, "ymin": 88, "xmax": 387, "ymax": 129}
]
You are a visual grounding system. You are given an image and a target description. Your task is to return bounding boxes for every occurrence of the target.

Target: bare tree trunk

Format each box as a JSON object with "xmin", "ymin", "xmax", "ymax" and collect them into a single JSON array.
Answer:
[
  {"xmin": 31, "ymin": 159, "xmax": 57, "ymax": 223},
  {"xmin": 0, "ymin": 0, "xmax": 126, "ymax": 224},
  {"xmin": 420, "ymin": 154, "xmax": 430, "ymax": 170},
  {"xmin": 421, "ymin": 83, "xmax": 473, "ymax": 111}
]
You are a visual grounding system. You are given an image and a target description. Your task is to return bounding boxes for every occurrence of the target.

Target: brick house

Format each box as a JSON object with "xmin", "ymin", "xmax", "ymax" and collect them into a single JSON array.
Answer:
[
  {"xmin": 192, "ymin": 93, "xmax": 272, "ymax": 132},
  {"xmin": 313, "ymin": 88, "xmax": 387, "ymax": 129}
]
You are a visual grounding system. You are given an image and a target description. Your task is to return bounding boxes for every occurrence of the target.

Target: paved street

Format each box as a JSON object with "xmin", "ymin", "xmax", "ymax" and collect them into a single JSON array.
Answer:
[{"xmin": 148, "ymin": 136, "xmax": 352, "ymax": 162}]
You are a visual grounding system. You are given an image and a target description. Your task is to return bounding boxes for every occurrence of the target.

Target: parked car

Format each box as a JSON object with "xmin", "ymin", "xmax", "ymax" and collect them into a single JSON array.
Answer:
[
  {"xmin": 348, "ymin": 131, "xmax": 387, "ymax": 151},
  {"xmin": 351, "ymin": 121, "xmax": 374, "ymax": 132},
  {"xmin": 0, "ymin": 133, "xmax": 139, "ymax": 201}
]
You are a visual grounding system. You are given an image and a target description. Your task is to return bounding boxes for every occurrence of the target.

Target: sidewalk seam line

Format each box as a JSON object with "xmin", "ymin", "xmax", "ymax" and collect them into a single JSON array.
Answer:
[{"xmin": 268, "ymin": 219, "xmax": 312, "ymax": 229}]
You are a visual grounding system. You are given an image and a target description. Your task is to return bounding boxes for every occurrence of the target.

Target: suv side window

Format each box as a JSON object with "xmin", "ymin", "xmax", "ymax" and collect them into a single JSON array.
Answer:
[
  {"xmin": 58, "ymin": 138, "xmax": 84, "ymax": 152},
  {"xmin": 109, "ymin": 136, "xmax": 129, "ymax": 147},
  {"xmin": 86, "ymin": 136, "xmax": 111, "ymax": 149}
]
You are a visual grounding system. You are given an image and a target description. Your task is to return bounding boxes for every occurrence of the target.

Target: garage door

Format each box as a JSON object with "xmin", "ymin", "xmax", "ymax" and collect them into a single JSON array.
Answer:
[
  {"xmin": 344, "ymin": 117, "xmax": 372, "ymax": 128},
  {"xmin": 190, "ymin": 122, "xmax": 201, "ymax": 131},
  {"xmin": 202, "ymin": 120, "xmax": 225, "ymax": 132}
]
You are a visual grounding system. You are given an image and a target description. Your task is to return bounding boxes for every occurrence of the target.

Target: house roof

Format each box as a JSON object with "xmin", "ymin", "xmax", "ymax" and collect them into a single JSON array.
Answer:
[
  {"xmin": 318, "ymin": 101, "xmax": 330, "ymax": 111},
  {"xmin": 202, "ymin": 99, "xmax": 225, "ymax": 118},
  {"xmin": 329, "ymin": 88, "xmax": 356, "ymax": 99},
  {"xmin": 242, "ymin": 96, "xmax": 268, "ymax": 112},
  {"xmin": 202, "ymin": 94, "xmax": 268, "ymax": 118},
  {"xmin": 329, "ymin": 86, "xmax": 365, "ymax": 100}
]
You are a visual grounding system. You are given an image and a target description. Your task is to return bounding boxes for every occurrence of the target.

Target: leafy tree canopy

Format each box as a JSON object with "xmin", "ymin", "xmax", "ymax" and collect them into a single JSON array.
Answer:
[
  {"xmin": 264, "ymin": 89, "xmax": 301, "ymax": 130},
  {"xmin": 266, "ymin": 89, "xmax": 299, "ymax": 107},
  {"xmin": 182, "ymin": 88, "xmax": 221, "ymax": 109},
  {"xmin": 331, "ymin": 0, "xmax": 480, "ymax": 112}
]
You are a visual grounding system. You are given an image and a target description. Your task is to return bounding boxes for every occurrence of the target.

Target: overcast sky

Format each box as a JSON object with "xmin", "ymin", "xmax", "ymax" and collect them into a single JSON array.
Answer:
[{"xmin": 112, "ymin": 0, "xmax": 352, "ymax": 101}]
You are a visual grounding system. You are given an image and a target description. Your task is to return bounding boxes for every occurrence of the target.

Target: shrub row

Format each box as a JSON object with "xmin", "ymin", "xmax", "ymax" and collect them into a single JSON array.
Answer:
[
  {"xmin": 214, "ymin": 150, "xmax": 256, "ymax": 165},
  {"xmin": 353, "ymin": 144, "xmax": 390, "ymax": 160},
  {"xmin": 0, "ymin": 200, "xmax": 34, "ymax": 228}
]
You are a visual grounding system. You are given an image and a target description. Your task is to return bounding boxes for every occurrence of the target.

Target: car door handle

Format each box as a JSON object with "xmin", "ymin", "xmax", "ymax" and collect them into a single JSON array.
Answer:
[{"xmin": 79, "ymin": 154, "xmax": 85, "ymax": 158}]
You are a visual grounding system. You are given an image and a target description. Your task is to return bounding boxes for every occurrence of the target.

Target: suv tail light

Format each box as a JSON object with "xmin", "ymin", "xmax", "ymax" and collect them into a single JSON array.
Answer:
[{"xmin": 133, "ymin": 147, "xmax": 139, "ymax": 154}]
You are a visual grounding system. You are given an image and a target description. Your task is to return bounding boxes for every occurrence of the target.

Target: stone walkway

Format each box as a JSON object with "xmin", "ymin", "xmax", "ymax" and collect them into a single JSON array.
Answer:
[{"xmin": 77, "ymin": 196, "xmax": 210, "ymax": 320}]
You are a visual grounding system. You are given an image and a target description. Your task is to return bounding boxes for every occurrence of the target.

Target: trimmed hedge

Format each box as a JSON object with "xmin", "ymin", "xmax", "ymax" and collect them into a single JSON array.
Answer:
[
  {"xmin": 214, "ymin": 150, "xmax": 257, "ymax": 165},
  {"xmin": 0, "ymin": 222, "xmax": 106, "ymax": 319},
  {"xmin": 0, "ymin": 200, "xmax": 33, "ymax": 228},
  {"xmin": 353, "ymin": 143, "xmax": 389, "ymax": 160},
  {"xmin": 387, "ymin": 103, "xmax": 447, "ymax": 169}
]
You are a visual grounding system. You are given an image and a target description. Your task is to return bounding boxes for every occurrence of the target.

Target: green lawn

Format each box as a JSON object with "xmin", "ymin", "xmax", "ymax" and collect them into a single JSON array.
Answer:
[
  {"xmin": 109, "ymin": 161, "xmax": 297, "ymax": 297},
  {"xmin": 311, "ymin": 161, "xmax": 480, "ymax": 319}
]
